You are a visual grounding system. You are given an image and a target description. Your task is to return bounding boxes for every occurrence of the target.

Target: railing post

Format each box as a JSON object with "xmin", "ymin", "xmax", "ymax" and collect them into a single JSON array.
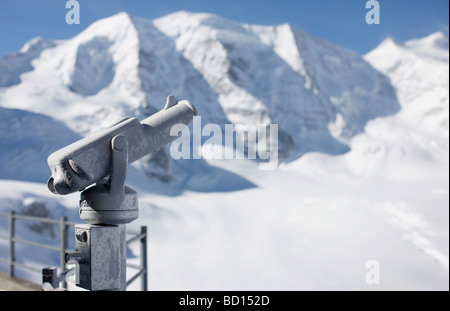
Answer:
[
  {"xmin": 59, "ymin": 216, "xmax": 68, "ymax": 288},
  {"xmin": 8, "ymin": 211, "xmax": 15, "ymax": 278},
  {"xmin": 140, "ymin": 226, "xmax": 148, "ymax": 291}
]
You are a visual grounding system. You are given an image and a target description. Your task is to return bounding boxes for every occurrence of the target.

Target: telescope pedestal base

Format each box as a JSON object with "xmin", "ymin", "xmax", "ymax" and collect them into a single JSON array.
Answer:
[
  {"xmin": 79, "ymin": 181, "xmax": 139, "ymax": 225},
  {"xmin": 67, "ymin": 224, "xmax": 126, "ymax": 291}
]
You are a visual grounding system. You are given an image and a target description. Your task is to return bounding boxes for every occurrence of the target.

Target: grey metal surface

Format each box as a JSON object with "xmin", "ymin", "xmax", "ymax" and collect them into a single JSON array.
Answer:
[
  {"xmin": 42, "ymin": 267, "xmax": 58, "ymax": 289},
  {"xmin": 79, "ymin": 134, "xmax": 138, "ymax": 225},
  {"xmin": 47, "ymin": 95, "xmax": 197, "ymax": 195},
  {"xmin": 0, "ymin": 212, "xmax": 71, "ymax": 279},
  {"xmin": 69, "ymin": 224, "xmax": 126, "ymax": 291},
  {"xmin": 8, "ymin": 211, "xmax": 15, "ymax": 277}
]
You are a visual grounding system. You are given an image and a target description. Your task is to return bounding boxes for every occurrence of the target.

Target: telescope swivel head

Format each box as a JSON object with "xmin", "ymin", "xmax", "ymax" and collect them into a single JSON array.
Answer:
[{"xmin": 46, "ymin": 95, "xmax": 197, "ymax": 225}]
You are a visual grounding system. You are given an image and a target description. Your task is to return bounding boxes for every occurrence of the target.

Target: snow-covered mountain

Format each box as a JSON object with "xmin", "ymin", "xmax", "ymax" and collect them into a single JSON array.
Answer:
[
  {"xmin": 0, "ymin": 107, "xmax": 81, "ymax": 182},
  {"xmin": 0, "ymin": 11, "xmax": 399, "ymax": 187},
  {"xmin": 0, "ymin": 37, "xmax": 57, "ymax": 88},
  {"xmin": 0, "ymin": 12, "xmax": 448, "ymax": 291},
  {"xmin": 364, "ymin": 32, "xmax": 449, "ymax": 138}
]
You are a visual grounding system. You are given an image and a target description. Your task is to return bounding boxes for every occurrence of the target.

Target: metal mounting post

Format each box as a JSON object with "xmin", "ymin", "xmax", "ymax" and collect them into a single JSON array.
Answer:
[{"xmin": 66, "ymin": 135, "xmax": 137, "ymax": 291}]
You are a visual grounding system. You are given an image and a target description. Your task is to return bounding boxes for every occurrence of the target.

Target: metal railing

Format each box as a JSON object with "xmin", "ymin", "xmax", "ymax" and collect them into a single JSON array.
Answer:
[
  {"xmin": 126, "ymin": 226, "xmax": 148, "ymax": 291},
  {"xmin": 0, "ymin": 211, "xmax": 147, "ymax": 290}
]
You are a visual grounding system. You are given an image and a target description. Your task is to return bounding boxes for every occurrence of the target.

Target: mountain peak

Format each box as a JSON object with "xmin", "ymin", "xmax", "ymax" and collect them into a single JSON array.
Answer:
[
  {"xmin": 372, "ymin": 37, "xmax": 405, "ymax": 53},
  {"xmin": 364, "ymin": 31, "xmax": 449, "ymax": 137},
  {"xmin": 407, "ymin": 31, "xmax": 449, "ymax": 46},
  {"xmin": 404, "ymin": 31, "xmax": 449, "ymax": 62},
  {"xmin": 19, "ymin": 36, "xmax": 55, "ymax": 54},
  {"xmin": 98, "ymin": 11, "xmax": 133, "ymax": 24},
  {"xmin": 157, "ymin": 10, "xmax": 231, "ymax": 23},
  {"xmin": 368, "ymin": 32, "xmax": 449, "ymax": 64},
  {"xmin": 154, "ymin": 10, "xmax": 254, "ymax": 39},
  {"xmin": 0, "ymin": 36, "xmax": 56, "ymax": 87},
  {"xmin": 379, "ymin": 36, "xmax": 399, "ymax": 46},
  {"xmin": 79, "ymin": 11, "xmax": 135, "ymax": 38}
]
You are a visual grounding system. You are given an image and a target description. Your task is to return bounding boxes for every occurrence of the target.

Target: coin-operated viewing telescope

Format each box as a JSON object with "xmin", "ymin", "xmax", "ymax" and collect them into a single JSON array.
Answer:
[
  {"xmin": 48, "ymin": 95, "xmax": 196, "ymax": 196},
  {"xmin": 44, "ymin": 95, "xmax": 197, "ymax": 290}
]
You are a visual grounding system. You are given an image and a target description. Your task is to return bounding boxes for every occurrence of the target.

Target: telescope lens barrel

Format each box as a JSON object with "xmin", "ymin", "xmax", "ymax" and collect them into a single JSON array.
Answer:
[{"xmin": 47, "ymin": 96, "xmax": 197, "ymax": 195}]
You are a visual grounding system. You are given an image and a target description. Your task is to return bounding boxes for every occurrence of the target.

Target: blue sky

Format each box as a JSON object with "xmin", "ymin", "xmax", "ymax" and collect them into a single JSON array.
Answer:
[{"xmin": 0, "ymin": 0, "xmax": 448, "ymax": 58}]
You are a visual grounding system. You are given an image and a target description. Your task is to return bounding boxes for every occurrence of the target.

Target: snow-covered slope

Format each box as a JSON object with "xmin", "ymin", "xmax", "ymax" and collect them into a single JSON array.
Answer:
[{"xmin": 279, "ymin": 32, "xmax": 449, "ymax": 289}]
